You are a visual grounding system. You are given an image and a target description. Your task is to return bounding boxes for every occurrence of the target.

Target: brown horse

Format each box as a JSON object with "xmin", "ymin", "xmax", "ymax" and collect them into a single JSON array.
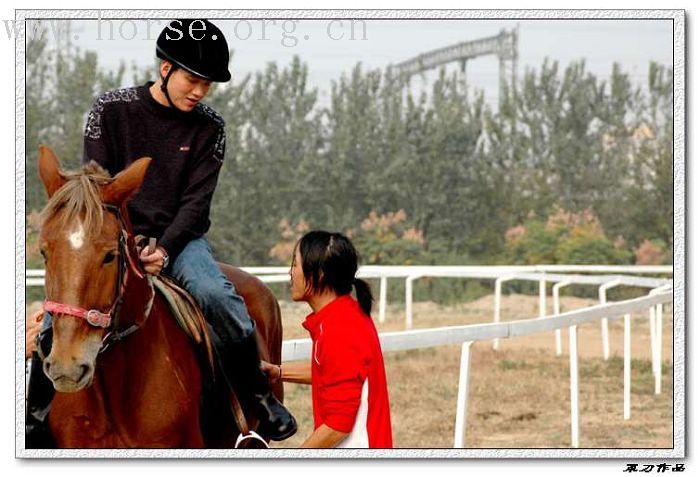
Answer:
[{"xmin": 36, "ymin": 145, "xmax": 283, "ymax": 448}]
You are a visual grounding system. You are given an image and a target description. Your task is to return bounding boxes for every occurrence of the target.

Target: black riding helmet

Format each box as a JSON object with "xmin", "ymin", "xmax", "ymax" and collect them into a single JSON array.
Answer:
[
  {"xmin": 156, "ymin": 19, "xmax": 231, "ymax": 109},
  {"xmin": 156, "ymin": 19, "xmax": 231, "ymax": 82}
]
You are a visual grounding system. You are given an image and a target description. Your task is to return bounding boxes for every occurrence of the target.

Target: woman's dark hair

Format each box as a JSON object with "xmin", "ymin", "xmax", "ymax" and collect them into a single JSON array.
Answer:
[{"xmin": 295, "ymin": 230, "xmax": 374, "ymax": 316}]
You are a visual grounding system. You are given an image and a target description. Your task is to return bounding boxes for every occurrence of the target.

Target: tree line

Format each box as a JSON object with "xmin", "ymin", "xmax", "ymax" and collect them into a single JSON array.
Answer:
[{"xmin": 25, "ymin": 31, "xmax": 673, "ymax": 281}]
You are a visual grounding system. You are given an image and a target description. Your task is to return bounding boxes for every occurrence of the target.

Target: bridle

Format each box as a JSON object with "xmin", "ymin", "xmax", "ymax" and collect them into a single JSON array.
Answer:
[{"xmin": 37, "ymin": 203, "xmax": 147, "ymax": 359}]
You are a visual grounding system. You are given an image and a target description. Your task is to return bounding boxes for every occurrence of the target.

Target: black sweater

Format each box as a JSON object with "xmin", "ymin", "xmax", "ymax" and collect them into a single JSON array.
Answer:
[{"xmin": 82, "ymin": 82, "xmax": 226, "ymax": 259}]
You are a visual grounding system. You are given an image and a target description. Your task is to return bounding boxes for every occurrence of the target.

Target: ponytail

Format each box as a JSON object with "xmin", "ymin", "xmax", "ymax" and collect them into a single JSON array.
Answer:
[{"xmin": 354, "ymin": 278, "xmax": 374, "ymax": 316}]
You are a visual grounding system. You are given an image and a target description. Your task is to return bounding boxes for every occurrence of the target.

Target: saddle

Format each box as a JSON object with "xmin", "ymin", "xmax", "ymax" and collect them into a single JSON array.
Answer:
[{"xmin": 151, "ymin": 274, "xmax": 215, "ymax": 371}]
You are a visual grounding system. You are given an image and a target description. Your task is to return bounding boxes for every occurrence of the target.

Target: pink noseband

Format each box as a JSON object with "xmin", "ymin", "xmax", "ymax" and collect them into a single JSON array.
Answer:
[{"xmin": 43, "ymin": 300, "xmax": 112, "ymax": 329}]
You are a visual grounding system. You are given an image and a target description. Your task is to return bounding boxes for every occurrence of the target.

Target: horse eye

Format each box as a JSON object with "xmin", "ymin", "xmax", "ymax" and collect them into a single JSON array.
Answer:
[
  {"xmin": 40, "ymin": 249, "xmax": 47, "ymax": 263},
  {"xmin": 102, "ymin": 251, "xmax": 118, "ymax": 265}
]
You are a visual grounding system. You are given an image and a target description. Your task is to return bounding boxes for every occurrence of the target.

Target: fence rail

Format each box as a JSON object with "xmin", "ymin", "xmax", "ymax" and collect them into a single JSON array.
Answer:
[
  {"xmin": 24, "ymin": 264, "xmax": 674, "ymax": 280},
  {"xmin": 280, "ymin": 291, "xmax": 671, "ymax": 359}
]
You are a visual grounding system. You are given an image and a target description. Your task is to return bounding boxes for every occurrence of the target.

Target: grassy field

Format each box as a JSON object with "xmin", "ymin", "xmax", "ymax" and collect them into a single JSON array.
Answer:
[{"xmin": 272, "ymin": 293, "xmax": 674, "ymax": 449}]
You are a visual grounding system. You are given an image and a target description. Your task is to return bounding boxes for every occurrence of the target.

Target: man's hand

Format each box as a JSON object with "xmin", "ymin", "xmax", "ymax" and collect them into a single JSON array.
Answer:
[{"xmin": 139, "ymin": 246, "xmax": 168, "ymax": 275}]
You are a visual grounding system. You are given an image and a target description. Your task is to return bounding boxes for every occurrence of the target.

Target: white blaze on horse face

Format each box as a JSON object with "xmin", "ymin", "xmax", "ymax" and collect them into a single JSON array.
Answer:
[{"xmin": 68, "ymin": 224, "xmax": 85, "ymax": 250}]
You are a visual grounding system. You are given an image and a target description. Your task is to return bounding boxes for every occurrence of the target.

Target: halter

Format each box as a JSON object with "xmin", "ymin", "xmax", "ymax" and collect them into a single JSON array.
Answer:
[
  {"xmin": 42, "ymin": 301, "xmax": 113, "ymax": 329},
  {"xmin": 38, "ymin": 203, "xmax": 144, "ymax": 357}
]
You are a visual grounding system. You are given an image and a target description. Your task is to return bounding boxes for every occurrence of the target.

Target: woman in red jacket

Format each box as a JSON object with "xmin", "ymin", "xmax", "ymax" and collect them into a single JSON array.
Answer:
[{"xmin": 264, "ymin": 231, "xmax": 393, "ymax": 448}]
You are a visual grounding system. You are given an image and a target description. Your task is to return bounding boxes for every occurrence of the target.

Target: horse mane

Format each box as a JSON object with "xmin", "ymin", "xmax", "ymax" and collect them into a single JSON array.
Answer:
[{"xmin": 40, "ymin": 161, "xmax": 115, "ymax": 233}]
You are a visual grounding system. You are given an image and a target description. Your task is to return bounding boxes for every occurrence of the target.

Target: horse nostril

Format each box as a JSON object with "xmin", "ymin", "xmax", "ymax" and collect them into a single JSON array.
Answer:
[
  {"xmin": 78, "ymin": 364, "xmax": 91, "ymax": 382},
  {"xmin": 42, "ymin": 360, "xmax": 51, "ymax": 376}
]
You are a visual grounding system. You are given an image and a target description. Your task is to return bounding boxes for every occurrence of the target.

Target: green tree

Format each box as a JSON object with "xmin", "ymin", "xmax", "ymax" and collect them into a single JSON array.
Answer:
[
  {"xmin": 26, "ymin": 20, "xmax": 126, "ymax": 214},
  {"xmin": 621, "ymin": 62, "xmax": 673, "ymax": 247},
  {"xmin": 25, "ymin": 32, "xmax": 672, "ymax": 270}
]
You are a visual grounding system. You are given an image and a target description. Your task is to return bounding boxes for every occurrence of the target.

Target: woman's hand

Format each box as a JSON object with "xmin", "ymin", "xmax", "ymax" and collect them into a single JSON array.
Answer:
[
  {"xmin": 26, "ymin": 308, "xmax": 43, "ymax": 359},
  {"xmin": 271, "ymin": 361, "xmax": 312, "ymax": 385},
  {"xmin": 260, "ymin": 360, "xmax": 282, "ymax": 384}
]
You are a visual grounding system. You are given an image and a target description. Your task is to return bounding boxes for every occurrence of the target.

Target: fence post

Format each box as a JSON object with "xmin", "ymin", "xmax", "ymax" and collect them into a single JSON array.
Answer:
[
  {"xmin": 647, "ymin": 285, "xmax": 669, "ymax": 394},
  {"xmin": 655, "ymin": 303, "xmax": 663, "ymax": 394},
  {"xmin": 492, "ymin": 275, "xmax": 515, "ymax": 351},
  {"xmin": 569, "ymin": 324, "xmax": 580, "ymax": 448},
  {"xmin": 379, "ymin": 276, "xmax": 388, "ymax": 324},
  {"xmin": 493, "ymin": 278, "xmax": 503, "ymax": 351},
  {"xmin": 453, "ymin": 341, "xmax": 474, "ymax": 448},
  {"xmin": 539, "ymin": 276, "xmax": 547, "ymax": 323},
  {"xmin": 405, "ymin": 275, "xmax": 421, "ymax": 330},
  {"xmin": 598, "ymin": 279, "xmax": 621, "ymax": 361},
  {"xmin": 552, "ymin": 280, "xmax": 571, "ymax": 356},
  {"xmin": 624, "ymin": 313, "xmax": 631, "ymax": 420},
  {"xmin": 648, "ymin": 306, "xmax": 658, "ymax": 384}
]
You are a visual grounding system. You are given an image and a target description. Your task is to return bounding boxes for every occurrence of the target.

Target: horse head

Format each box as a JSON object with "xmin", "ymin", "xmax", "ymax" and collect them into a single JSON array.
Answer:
[{"xmin": 37, "ymin": 145, "xmax": 151, "ymax": 392}]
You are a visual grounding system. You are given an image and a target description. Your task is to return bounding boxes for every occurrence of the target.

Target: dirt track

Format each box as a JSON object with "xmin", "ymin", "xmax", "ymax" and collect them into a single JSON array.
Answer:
[{"xmin": 273, "ymin": 294, "xmax": 674, "ymax": 449}]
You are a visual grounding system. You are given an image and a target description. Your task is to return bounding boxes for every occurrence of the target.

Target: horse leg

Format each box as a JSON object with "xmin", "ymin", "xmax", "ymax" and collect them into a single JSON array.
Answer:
[
  {"xmin": 183, "ymin": 413, "xmax": 205, "ymax": 448},
  {"xmin": 217, "ymin": 263, "xmax": 284, "ymax": 402}
]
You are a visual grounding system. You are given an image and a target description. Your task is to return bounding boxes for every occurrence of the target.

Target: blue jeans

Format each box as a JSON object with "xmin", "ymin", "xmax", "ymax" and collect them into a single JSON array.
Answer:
[{"xmin": 167, "ymin": 236, "xmax": 254, "ymax": 342}]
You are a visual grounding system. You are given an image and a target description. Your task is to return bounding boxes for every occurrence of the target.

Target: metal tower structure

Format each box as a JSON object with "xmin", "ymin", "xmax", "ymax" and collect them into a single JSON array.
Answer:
[{"xmin": 388, "ymin": 27, "xmax": 519, "ymax": 98}]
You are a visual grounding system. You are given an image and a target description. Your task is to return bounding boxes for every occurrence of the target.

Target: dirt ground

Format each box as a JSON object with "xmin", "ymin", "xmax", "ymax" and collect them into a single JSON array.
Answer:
[{"xmin": 273, "ymin": 294, "xmax": 674, "ymax": 449}]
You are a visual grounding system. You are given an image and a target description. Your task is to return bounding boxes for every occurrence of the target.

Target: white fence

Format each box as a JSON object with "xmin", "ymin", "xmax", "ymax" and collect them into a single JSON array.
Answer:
[
  {"xmin": 25, "ymin": 265, "xmax": 673, "ymax": 448},
  {"xmin": 26, "ymin": 265, "xmax": 672, "ymax": 328}
]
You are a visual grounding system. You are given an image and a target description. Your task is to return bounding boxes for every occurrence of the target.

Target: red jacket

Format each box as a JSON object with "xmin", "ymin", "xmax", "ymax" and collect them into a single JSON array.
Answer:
[{"xmin": 302, "ymin": 295, "xmax": 393, "ymax": 448}]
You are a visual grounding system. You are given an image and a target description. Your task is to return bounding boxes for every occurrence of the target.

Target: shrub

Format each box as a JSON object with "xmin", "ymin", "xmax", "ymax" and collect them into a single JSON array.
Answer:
[
  {"xmin": 351, "ymin": 209, "xmax": 426, "ymax": 265},
  {"xmin": 634, "ymin": 239, "xmax": 671, "ymax": 265},
  {"xmin": 505, "ymin": 206, "xmax": 633, "ymax": 265}
]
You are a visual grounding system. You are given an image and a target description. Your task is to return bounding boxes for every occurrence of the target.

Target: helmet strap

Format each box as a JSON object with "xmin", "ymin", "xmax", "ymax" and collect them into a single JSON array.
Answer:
[{"xmin": 160, "ymin": 65, "xmax": 180, "ymax": 110}]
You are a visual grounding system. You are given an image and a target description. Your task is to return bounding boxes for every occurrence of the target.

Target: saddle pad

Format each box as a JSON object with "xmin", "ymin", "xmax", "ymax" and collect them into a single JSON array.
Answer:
[{"xmin": 151, "ymin": 275, "xmax": 215, "ymax": 371}]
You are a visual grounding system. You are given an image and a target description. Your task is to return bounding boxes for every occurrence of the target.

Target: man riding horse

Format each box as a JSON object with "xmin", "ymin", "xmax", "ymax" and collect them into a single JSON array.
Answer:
[{"xmin": 26, "ymin": 19, "xmax": 297, "ymax": 445}]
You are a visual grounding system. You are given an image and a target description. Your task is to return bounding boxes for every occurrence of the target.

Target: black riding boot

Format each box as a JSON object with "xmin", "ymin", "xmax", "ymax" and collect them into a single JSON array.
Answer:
[
  {"xmin": 25, "ymin": 330, "xmax": 56, "ymax": 448},
  {"xmin": 217, "ymin": 332, "xmax": 297, "ymax": 442}
]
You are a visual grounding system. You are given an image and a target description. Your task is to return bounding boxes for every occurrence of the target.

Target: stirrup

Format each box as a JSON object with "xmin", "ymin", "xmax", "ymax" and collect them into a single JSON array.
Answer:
[{"xmin": 235, "ymin": 430, "xmax": 269, "ymax": 449}]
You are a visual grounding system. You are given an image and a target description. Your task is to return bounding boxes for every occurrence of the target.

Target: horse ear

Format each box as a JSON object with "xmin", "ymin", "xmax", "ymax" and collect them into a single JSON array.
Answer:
[
  {"xmin": 101, "ymin": 157, "xmax": 152, "ymax": 206},
  {"xmin": 38, "ymin": 145, "xmax": 66, "ymax": 198}
]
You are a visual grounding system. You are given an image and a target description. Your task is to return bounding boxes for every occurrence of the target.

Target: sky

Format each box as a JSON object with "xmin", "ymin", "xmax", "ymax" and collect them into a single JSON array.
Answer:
[{"xmin": 38, "ymin": 17, "xmax": 673, "ymax": 108}]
